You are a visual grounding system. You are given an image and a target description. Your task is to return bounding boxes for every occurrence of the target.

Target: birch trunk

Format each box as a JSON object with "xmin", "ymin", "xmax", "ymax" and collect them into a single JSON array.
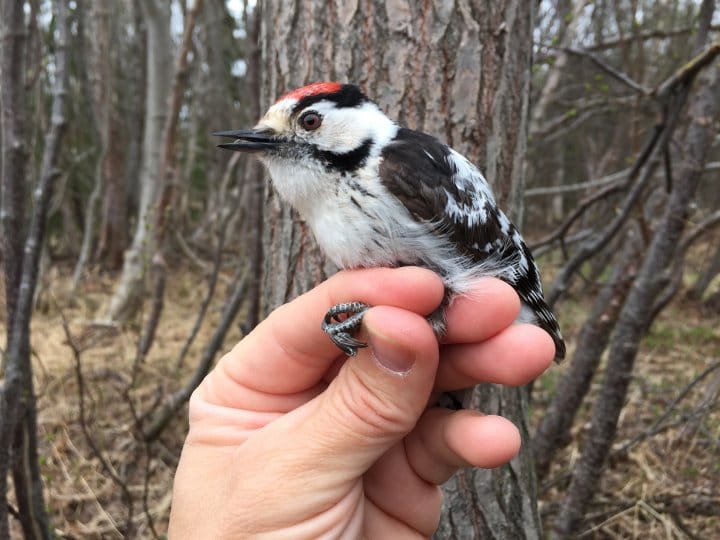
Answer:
[{"xmin": 107, "ymin": 0, "xmax": 172, "ymax": 321}]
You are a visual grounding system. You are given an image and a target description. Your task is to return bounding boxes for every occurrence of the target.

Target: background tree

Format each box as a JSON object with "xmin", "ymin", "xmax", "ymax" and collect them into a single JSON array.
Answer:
[
  {"xmin": 1, "ymin": 0, "xmax": 70, "ymax": 537},
  {"xmin": 106, "ymin": 0, "xmax": 173, "ymax": 321}
]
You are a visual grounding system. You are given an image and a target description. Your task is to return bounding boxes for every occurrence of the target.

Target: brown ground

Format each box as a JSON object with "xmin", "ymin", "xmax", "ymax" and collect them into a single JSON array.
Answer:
[{"xmin": 4, "ymin": 264, "xmax": 720, "ymax": 538}]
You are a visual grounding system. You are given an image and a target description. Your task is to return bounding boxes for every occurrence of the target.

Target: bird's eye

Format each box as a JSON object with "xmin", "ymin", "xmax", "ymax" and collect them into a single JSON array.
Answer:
[{"xmin": 300, "ymin": 111, "xmax": 322, "ymax": 131}]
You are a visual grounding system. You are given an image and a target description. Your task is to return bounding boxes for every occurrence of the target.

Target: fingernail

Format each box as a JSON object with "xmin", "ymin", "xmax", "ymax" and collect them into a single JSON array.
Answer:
[{"xmin": 367, "ymin": 329, "xmax": 416, "ymax": 374}]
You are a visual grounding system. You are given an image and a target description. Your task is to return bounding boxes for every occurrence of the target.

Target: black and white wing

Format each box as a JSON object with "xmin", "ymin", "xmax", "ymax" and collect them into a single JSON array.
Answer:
[{"xmin": 379, "ymin": 128, "xmax": 565, "ymax": 360}]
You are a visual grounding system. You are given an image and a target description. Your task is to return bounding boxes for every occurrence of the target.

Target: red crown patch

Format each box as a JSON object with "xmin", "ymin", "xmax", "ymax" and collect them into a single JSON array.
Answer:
[{"xmin": 276, "ymin": 82, "xmax": 343, "ymax": 103}]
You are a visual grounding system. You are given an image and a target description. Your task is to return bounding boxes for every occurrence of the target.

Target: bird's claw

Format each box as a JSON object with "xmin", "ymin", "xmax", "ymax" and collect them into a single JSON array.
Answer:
[{"xmin": 322, "ymin": 302, "xmax": 370, "ymax": 356}]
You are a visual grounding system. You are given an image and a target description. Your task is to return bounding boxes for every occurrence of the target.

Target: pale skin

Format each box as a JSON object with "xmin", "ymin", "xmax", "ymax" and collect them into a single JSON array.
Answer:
[{"xmin": 168, "ymin": 267, "xmax": 554, "ymax": 539}]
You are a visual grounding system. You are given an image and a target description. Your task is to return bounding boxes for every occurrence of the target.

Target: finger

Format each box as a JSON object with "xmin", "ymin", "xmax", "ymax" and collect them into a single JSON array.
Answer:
[
  {"xmin": 405, "ymin": 409, "xmax": 521, "ymax": 485},
  {"xmin": 364, "ymin": 443, "xmax": 442, "ymax": 536},
  {"xmin": 213, "ymin": 306, "xmax": 441, "ymax": 518},
  {"xmin": 210, "ymin": 267, "xmax": 444, "ymax": 408},
  {"xmin": 284, "ymin": 306, "xmax": 440, "ymax": 478},
  {"xmin": 443, "ymin": 279, "xmax": 521, "ymax": 344},
  {"xmin": 435, "ymin": 324, "xmax": 555, "ymax": 391},
  {"xmin": 365, "ymin": 497, "xmax": 432, "ymax": 539}
]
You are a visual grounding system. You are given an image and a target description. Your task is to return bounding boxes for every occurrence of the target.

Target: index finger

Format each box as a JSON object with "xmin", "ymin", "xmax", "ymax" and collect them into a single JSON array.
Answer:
[{"xmin": 215, "ymin": 266, "xmax": 445, "ymax": 399}]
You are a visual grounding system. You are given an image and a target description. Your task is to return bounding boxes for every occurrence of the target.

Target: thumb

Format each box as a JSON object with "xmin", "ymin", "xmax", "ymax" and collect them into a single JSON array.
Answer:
[{"xmin": 304, "ymin": 306, "xmax": 440, "ymax": 476}]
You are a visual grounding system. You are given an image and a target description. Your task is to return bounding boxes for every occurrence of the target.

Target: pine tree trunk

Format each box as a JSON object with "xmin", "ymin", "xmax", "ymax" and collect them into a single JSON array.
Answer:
[{"xmin": 258, "ymin": 1, "xmax": 538, "ymax": 537}]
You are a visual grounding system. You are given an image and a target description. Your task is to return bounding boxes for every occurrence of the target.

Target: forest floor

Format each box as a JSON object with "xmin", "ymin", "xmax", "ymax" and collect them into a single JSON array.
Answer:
[{"xmin": 5, "ymin": 264, "xmax": 720, "ymax": 538}]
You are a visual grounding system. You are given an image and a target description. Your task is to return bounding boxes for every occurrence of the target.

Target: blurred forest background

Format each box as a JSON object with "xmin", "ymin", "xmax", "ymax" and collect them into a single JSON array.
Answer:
[{"xmin": 1, "ymin": 0, "xmax": 719, "ymax": 538}]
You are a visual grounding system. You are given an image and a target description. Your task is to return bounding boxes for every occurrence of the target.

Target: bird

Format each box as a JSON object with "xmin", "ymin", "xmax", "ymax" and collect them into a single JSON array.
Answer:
[{"xmin": 215, "ymin": 82, "xmax": 565, "ymax": 369}]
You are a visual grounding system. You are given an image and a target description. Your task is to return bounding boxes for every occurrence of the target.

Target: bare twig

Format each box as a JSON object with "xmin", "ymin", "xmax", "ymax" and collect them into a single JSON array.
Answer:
[
  {"xmin": 546, "ymin": 85, "xmax": 692, "ymax": 308},
  {"xmin": 532, "ymin": 228, "xmax": 593, "ymax": 258},
  {"xmin": 534, "ymin": 104, "xmax": 616, "ymax": 144},
  {"xmin": 533, "ymin": 228, "xmax": 641, "ymax": 479},
  {"xmin": 141, "ymin": 443, "xmax": 161, "ymax": 540},
  {"xmin": 173, "ymin": 206, "xmax": 234, "ymax": 371},
  {"xmin": 560, "ymin": 46, "xmax": 651, "ymax": 95},
  {"xmin": 584, "ymin": 25, "xmax": 720, "ymax": 52},
  {"xmin": 655, "ymin": 41, "xmax": 720, "ymax": 98},
  {"xmin": 174, "ymin": 230, "xmax": 210, "ymax": 272},
  {"xmin": 142, "ymin": 265, "xmax": 250, "ymax": 441},
  {"xmin": 59, "ymin": 311, "xmax": 135, "ymax": 536},
  {"xmin": 135, "ymin": 255, "xmax": 167, "ymax": 363},
  {"xmin": 525, "ymin": 167, "xmax": 630, "ymax": 198},
  {"xmin": 154, "ymin": 0, "xmax": 205, "ymax": 244},
  {"xmin": 649, "ymin": 209, "xmax": 720, "ymax": 319},
  {"xmin": 614, "ymin": 359, "xmax": 720, "ymax": 455},
  {"xmin": 653, "ymin": 210, "xmax": 720, "ymax": 318}
]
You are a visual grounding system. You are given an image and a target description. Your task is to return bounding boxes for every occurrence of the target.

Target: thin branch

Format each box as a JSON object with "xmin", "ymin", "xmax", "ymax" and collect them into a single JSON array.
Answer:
[
  {"xmin": 655, "ymin": 41, "xmax": 720, "ymax": 98},
  {"xmin": 648, "ymin": 208, "xmax": 720, "ymax": 319},
  {"xmin": 135, "ymin": 255, "xmax": 167, "ymax": 363},
  {"xmin": 559, "ymin": 46, "xmax": 651, "ymax": 95},
  {"xmin": 173, "ymin": 207, "xmax": 234, "ymax": 371},
  {"xmin": 533, "ymin": 228, "xmax": 594, "ymax": 258},
  {"xmin": 525, "ymin": 167, "xmax": 630, "ymax": 198},
  {"xmin": 614, "ymin": 359, "xmax": 720, "ymax": 455},
  {"xmin": 584, "ymin": 25, "xmax": 720, "ymax": 52},
  {"xmin": 174, "ymin": 230, "xmax": 210, "ymax": 272},
  {"xmin": 142, "ymin": 265, "xmax": 250, "ymax": 441},
  {"xmin": 533, "ymin": 104, "xmax": 616, "ymax": 144},
  {"xmin": 547, "ymin": 94, "xmax": 685, "ymax": 307},
  {"xmin": 59, "ymin": 311, "xmax": 135, "ymax": 536},
  {"xmin": 141, "ymin": 443, "xmax": 161, "ymax": 540}
]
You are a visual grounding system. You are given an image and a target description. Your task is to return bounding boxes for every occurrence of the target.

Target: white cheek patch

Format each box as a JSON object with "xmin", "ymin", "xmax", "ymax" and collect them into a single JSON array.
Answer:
[{"xmin": 301, "ymin": 101, "xmax": 397, "ymax": 154}]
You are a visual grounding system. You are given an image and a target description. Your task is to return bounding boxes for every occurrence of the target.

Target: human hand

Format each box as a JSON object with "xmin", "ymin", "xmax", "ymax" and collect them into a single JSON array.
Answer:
[{"xmin": 168, "ymin": 267, "xmax": 553, "ymax": 539}]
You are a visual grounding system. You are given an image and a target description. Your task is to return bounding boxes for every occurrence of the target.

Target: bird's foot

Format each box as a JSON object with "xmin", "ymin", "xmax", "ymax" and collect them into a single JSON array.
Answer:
[
  {"xmin": 322, "ymin": 302, "xmax": 370, "ymax": 357},
  {"xmin": 437, "ymin": 392, "xmax": 465, "ymax": 411}
]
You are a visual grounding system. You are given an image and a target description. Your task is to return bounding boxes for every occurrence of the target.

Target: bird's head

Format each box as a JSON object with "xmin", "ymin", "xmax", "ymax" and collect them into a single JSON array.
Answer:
[{"xmin": 215, "ymin": 82, "xmax": 398, "ymax": 206}]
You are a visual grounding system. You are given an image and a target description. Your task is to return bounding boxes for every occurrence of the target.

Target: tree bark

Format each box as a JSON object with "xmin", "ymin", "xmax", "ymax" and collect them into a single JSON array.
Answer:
[
  {"xmin": 258, "ymin": 1, "xmax": 539, "ymax": 537},
  {"xmin": 107, "ymin": 0, "xmax": 172, "ymax": 321},
  {"xmin": 0, "ymin": 0, "xmax": 70, "ymax": 536},
  {"xmin": 0, "ymin": 0, "xmax": 28, "ymax": 341},
  {"xmin": 71, "ymin": 0, "xmax": 112, "ymax": 289},
  {"xmin": 0, "ymin": 0, "xmax": 29, "ymax": 535}
]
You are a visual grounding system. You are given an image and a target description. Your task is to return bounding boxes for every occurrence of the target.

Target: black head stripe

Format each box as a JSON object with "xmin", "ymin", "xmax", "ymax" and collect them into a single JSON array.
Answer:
[
  {"xmin": 312, "ymin": 138, "xmax": 373, "ymax": 173},
  {"xmin": 291, "ymin": 84, "xmax": 369, "ymax": 115}
]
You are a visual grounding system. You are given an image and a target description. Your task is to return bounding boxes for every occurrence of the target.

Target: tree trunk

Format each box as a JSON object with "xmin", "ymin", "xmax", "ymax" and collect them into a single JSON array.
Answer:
[
  {"xmin": 533, "ymin": 227, "xmax": 641, "ymax": 480},
  {"xmin": 107, "ymin": 0, "xmax": 172, "ymax": 321},
  {"xmin": 0, "ymin": 0, "xmax": 29, "ymax": 534},
  {"xmin": 72, "ymin": 0, "xmax": 112, "ymax": 289},
  {"xmin": 0, "ymin": 0, "xmax": 70, "ymax": 536},
  {"xmin": 0, "ymin": 0, "xmax": 28, "ymax": 343},
  {"xmin": 258, "ymin": 1, "xmax": 539, "ymax": 537}
]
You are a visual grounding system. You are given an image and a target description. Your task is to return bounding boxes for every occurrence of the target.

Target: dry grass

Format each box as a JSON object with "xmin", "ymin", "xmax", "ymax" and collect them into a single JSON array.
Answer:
[
  {"xmin": 13, "ymin": 268, "xmax": 244, "ymax": 538},
  {"xmin": 4, "ymin": 263, "xmax": 719, "ymax": 538}
]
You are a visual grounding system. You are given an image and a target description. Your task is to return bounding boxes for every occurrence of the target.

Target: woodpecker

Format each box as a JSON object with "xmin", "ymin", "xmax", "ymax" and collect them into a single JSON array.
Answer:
[{"xmin": 216, "ymin": 82, "xmax": 565, "ymax": 363}]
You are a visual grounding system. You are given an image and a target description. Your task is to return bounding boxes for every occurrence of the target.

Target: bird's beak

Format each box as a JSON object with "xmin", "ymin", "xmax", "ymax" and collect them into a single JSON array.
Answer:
[{"xmin": 213, "ymin": 128, "xmax": 280, "ymax": 152}]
